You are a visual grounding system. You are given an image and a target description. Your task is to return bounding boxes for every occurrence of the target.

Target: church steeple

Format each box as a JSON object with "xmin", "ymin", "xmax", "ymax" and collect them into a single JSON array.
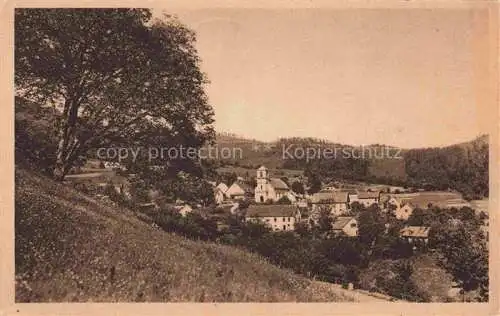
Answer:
[
  {"xmin": 257, "ymin": 165, "xmax": 268, "ymax": 180},
  {"xmin": 255, "ymin": 166, "xmax": 270, "ymax": 203}
]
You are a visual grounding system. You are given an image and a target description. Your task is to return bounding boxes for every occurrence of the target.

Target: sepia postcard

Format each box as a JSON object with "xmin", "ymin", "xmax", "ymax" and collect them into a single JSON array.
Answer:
[{"xmin": 0, "ymin": 0, "xmax": 498, "ymax": 315}]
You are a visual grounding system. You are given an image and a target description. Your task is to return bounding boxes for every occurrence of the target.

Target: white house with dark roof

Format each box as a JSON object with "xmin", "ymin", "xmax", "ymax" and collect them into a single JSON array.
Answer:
[
  {"xmin": 331, "ymin": 216, "xmax": 358, "ymax": 237},
  {"xmin": 245, "ymin": 205, "xmax": 301, "ymax": 231},
  {"xmin": 254, "ymin": 166, "xmax": 292, "ymax": 203},
  {"xmin": 399, "ymin": 226, "xmax": 430, "ymax": 245},
  {"xmin": 311, "ymin": 191, "xmax": 350, "ymax": 217},
  {"xmin": 357, "ymin": 191, "xmax": 380, "ymax": 208}
]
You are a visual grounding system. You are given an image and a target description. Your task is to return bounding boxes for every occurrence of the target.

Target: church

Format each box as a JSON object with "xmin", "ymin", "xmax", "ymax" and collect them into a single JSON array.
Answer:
[{"xmin": 254, "ymin": 166, "xmax": 292, "ymax": 203}]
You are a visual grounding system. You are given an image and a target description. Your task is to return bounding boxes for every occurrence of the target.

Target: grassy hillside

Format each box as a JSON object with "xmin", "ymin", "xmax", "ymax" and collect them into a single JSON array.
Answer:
[{"xmin": 15, "ymin": 167, "xmax": 358, "ymax": 302}]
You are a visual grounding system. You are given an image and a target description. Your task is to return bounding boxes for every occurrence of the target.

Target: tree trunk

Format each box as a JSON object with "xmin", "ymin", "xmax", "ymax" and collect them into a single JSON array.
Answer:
[
  {"xmin": 53, "ymin": 143, "xmax": 67, "ymax": 181},
  {"xmin": 53, "ymin": 98, "xmax": 79, "ymax": 181}
]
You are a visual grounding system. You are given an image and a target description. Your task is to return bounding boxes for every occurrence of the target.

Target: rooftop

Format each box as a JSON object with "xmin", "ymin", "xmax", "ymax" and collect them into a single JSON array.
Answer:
[
  {"xmin": 231, "ymin": 181, "xmax": 254, "ymax": 194},
  {"xmin": 332, "ymin": 216, "xmax": 355, "ymax": 230},
  {"xmin": 400, "ymin": 226, "xmax": 431, "ymax": 238},
  {"xmin": 246, "ymin": 205, "xmax": 298, "ymax": 218},
  {"xmin": 340, "ymin": 188, "xmax": 358, "ymax": 195},
  {"xmin": 311, "ymin": 191, "xmax": 349, "ymax": 203},
  {"xmin": 270, "ymin": 178, "xmax": 289, "ymax": 190}
]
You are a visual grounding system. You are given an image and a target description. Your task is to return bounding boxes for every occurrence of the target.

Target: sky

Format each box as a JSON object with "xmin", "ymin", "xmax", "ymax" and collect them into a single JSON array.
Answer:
[{"xmin": 153, "ymin": 8, "xmax": 493, "ymax": 148}]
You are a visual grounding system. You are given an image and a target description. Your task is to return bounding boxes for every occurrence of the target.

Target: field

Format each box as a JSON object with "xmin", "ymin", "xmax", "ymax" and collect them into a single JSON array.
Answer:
[
  {"xmin": 15, "ymin": 166, "xmax": 377, "ymax": 302},
  {"xmin": 380, "ymin": 191, "xmax": 471, "ymax": 209},
  {"xmin": 470, "ymin": 199, "xmax": 489, "ymax": 214}
]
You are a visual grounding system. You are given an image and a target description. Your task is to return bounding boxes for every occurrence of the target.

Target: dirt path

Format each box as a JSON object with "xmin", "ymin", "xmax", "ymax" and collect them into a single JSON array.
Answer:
[{"xmin": 309, "ymin": 281, "xmax": 397, "ymax": 302}]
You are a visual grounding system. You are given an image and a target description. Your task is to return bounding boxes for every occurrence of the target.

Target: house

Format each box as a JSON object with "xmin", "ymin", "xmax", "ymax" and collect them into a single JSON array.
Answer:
[
  {"xmin": 311, "ymin": 191, "xmax": 350, "ymax": 217},
  {"xmin": 94, "ymin": 174, "xmax": 132, "ymax": 200},
  {"xmin": 331, "ymin": 216, "xmax": 358, "ymax": 237},
  {"xmin": 341, "ymin": 189, "xmax": 359, "ymax": 206},
  {"xmin": 214, "ymin": 182, "xmax": 229, "ymax": 204},
  {"xmin": 381, "ymin": 195, "xmax": 403, "ymax": 213},
  {"xmin": 214, "ymin": 186, "xmax": 226, "ymax": 205},
  {"xmin": 285, "ymin": 191, "xmax": 300, "ymax": 204},
  {"xmin": 399, "ymin": 226, "xmax": 430, "ymax": 245},
  {"xmin": 322, "ymin": 182, "xmax": 338, "ymax": 191},
  {"xmin": 174, "ymin": 204, "xmax": 193, "ymax": 217},
  {"xmin": 357, "ymin": 191, "xmax": 380, "ymax": 208},
  {"xmin": 389, "ymin": 186, "xmax": 406, "ymax": 193},
  {"xmin": 103, "ymin": 161, "xmax": 121, "ymax": 169},
  {"xmin": 216, "ymin": 182, "xmax": 229, "ymax": 194},
  {"xmin": 254, "ymin": 166, "xmax": 291, "ymax": 203},
  {"xmin": 385, "ymin": 196, "xmax": 401, "ymax": 209},
  {"xmin": 394, "ymin": 200, "xmax": 414, "ymax": 220},
  {"xmin": 382, "ymin": 195, "xmax": 415, "ymax": 220},
  {"xmin": 296, "ymin": 200, "xmax": 309, "ymax": 208},
  {"xmin": 226, "ymin": 181, "xmax": 254, "ymax": 200},
  {"xmin": 245, "ymin": 204, "xmax": 301, "ymax": 231}
]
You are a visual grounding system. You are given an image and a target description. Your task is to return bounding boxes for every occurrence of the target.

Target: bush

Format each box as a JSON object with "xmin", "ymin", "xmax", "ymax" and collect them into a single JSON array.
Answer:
[
  {"xmin": 72, "ymin": 181, "xmax": 100, "ymax": 196},
  {"xmin": 145, "ymin": 207, "xmax": 220, "ymax": 241}
]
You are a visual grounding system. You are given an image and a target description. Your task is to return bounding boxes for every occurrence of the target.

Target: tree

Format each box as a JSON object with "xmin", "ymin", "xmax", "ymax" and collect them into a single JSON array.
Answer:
[
  {"xmin": 430, "ymin": 224, "xmax": 488, "ymax": 298},
  {"xmin": 248, "ymin": 176, "xmax": 257, "ymax": 189},
  {"xmin": 291, "ymin": 181, "xmax": 305, "ymax": 195},
  {"xmin": 349, "ymin": 201, "xmax": 365, "ymax": 215},
  {"xmin": 358, "ymin": 206, "xmax": 385, "ymax": 251},
  {"xmin": 276, "ymin": 195, "xmax": 292, "ymax": 205},
  {"xmin": 307, "ymin": 173, "xmax": 322, "ymax": 194},
  {"xmin": 16, "ymin": 9, "xmax": 214, "ymax": 180},
  {"xmin": 129, "ymin": 180, "xmax": 151, "ymax": 203},
  {"xmin": 225, "ymin": 172, "xmax": 238, "ymax": 186},
  {"xmin": 158, "ymin": 173, "xmax": 215, "ymax": 206},
  {"xmin": 316, "ymin": 208, "xmax": 333, "ymax": 234},
  {"xmin": 406, "ymin": 208, "xmax": 427, "ymax": 226},
  {"xmin": 294, "ymin": 221, "xmax": 310, "ymax": 237}
]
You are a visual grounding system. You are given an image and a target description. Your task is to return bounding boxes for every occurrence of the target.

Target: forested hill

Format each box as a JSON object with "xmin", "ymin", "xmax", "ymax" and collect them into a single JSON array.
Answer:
[
  {"xmin": 404, "ymin": 135, "xmax": 488, "ymax": 199},
  {"xmin": 214, "ymin": 133, "xmax": 489, "ymax": 200}
]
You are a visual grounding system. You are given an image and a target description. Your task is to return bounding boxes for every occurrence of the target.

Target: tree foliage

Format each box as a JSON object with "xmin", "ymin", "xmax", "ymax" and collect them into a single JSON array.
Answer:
[
  {"xmin": 15, "ymin": 9, "xmax": 214, "ymax": 180},
  {"xmin": 430, "ymin": 223, "xmax": 488, "ymax": 296},
  {"xmin": 291, "ymin": 181, "xmax": 305, "ymax": 195}
]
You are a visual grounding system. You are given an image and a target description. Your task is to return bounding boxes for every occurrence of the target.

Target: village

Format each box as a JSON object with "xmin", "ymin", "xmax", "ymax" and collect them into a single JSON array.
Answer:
[{"xmin": 65, "ymin": 161, "xmax": 488, "ymax": 248}]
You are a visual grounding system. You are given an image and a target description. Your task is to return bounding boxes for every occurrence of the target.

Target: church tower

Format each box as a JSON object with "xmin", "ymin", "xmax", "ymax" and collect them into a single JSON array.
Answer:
[{"xmin": 255, "ymin": 166, "xmax": 269, "ymax": 203}]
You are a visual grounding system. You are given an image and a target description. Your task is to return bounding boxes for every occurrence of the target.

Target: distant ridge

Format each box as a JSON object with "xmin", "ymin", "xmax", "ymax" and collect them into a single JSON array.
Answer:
[{"xmin": 215, "ymin": 130, "xmax": 488, "ymax": 151}]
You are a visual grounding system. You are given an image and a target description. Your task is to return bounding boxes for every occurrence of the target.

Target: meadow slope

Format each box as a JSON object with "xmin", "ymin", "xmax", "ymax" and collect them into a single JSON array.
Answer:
[{"xmin": 14, "ymin": 167, "xmax": 369, "ymax": 302}]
